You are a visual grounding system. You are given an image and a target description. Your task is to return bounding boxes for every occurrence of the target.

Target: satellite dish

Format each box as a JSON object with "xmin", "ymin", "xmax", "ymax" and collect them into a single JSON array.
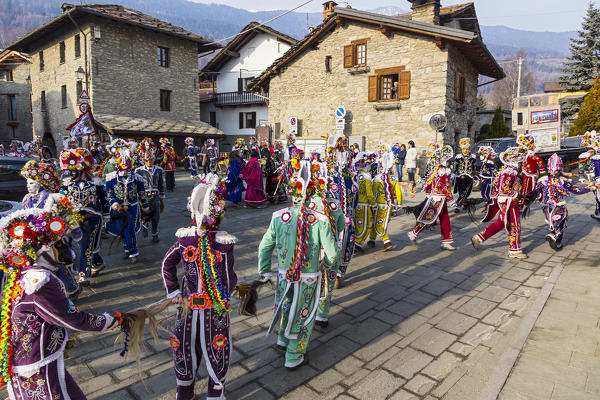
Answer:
[{"xmin": 429, "ymin": 114, "xmax": 447, "ymax": 131}]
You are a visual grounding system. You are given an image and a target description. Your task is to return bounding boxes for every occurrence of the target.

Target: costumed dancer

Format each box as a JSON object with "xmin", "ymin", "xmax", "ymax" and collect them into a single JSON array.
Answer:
[
  {"xmin": 536, "ymin": 153, "xmax": 592, "ymax": 250},
  {"xmin": 583, "ymin": 132, "xmax": 600, "ymax": 221},
  {"xmin": 100, "ymin": 138, "xmax": 129, "ymax": 180},
  {"xmin": 353, "ymin": 152, "xmax": 376, "ymax": 253},
  {"xmin": 160, "ymin": 137, "xmax": 178, "ymax": 192},
  {"xmin": 240, "ymin": 150, "xmax": 267, "ymax": 208},
  {"xmin": 258, "ymin": 160, "xmax": 340, "ymax": 369},
  {"xmin": 59, "ymin": 148, "xmax": 110, "ymax": 285},
  {"xmin": 105, "ymin": 148, "xmax": 150, "ymax": 263},
  {"xmin": 407, "ymin": 145, "xmax": 456, "ymax": 251},
  {"xmin": 231, "ymin": 138, "xmax": 249, "ymax": 161},
  {"xmin": 478, "ymin": 146, "xmax": 497, "ymax": 202},
  {"xmin": 184, "ymin": 137, "xmax": 200, "ymax": 178},
  {"xmin": 248, "ymin": 136, "xmax": 259, "ymax": 156},
  {"xmin": 272, "ymin": 142, "xmax": 289, "ymax": 203},
  {"xmin": 0, "ymin": 205, "xmax": 122, "ymax": 399},
  {"xmin": 369, "ymin": 145, "xmax": 403, "ymax": 251},
  {"xmin": 204, "ymin": 139, "xmax": 219, "ymax": 174},
  {"xmin": 162, "ymin": 174, "xmax": 237, "ymax": 400},
  {"xmin": 517, "ymin": 134, "xmax": 546, "ymax": 196},
  {"xmin": 471, "ymin": 147, "xmax": 528, "ymax": 259},
  {"xmin": 453, "ymin": 138, "xmax": 477, "ymax": 208},
  {"xmin": 226, "ymin": 151, "xmax": 244, "ymax": 205},
  {"xmin": 136, "ymin": 138, "xmax": 165, "ymax": 243},
  {"xmin": 285, "ymin": 134, "xmax": 297, "ymax": 161},
  {"xmin": 264, "ymin": 150, "xmax": 279, "ymax": 203},
  {"xmin": 7, "ymin": 140, "xmax": 25, "ymax": 157}
]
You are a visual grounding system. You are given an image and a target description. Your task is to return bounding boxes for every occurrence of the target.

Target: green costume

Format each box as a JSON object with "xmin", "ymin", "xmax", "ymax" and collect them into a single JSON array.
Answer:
[{"xmin": 258, "ymin": 204, "xmax": 340, "ymax": 368}]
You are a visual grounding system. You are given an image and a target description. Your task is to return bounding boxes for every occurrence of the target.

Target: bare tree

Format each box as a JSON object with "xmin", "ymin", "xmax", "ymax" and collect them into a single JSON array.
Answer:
[{"xmin": 488, "ymin": 49, "xmax": 536, "ymax": 110}]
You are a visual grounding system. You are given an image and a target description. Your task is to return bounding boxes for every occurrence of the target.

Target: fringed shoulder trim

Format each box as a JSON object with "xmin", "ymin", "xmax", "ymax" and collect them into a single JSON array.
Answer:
[
  {"xmin": 215, "ymin": 231, "xmax": 238, "ymax": 244},
  {"xmin": 21, "ymin": 269, "xmax": 51, "ymax": 295},
  {"xmin": 105, "ymin": 171, "xmax": 117, "ymax": 181},
  {"xmin": 272, "ymin": 208, "xmax": 290, "ymax": 219},
  {"xmin": 175, "ymin": 227, "xmax": 197, "ymax": 238},
  {"xmin": 91, "ymin": 177, "xmax": 103, "ymax": 185}
]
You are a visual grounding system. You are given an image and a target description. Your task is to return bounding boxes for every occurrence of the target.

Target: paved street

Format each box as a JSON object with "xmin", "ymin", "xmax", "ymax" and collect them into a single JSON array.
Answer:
[{"xmin": 30, "ymin": 172, "xmax": 600, "ymax": 399}]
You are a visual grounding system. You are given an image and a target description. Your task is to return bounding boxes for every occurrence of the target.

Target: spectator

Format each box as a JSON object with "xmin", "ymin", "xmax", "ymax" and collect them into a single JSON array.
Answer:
[
  {"xmin": 406, "ymin": 140, "xmax": 418, "ymax": 185},
  {"xmin": 392, "ymin": 143, "xmax": 407, "ymax": 182},
  {"xmin": 392, "ymin": 81, "xmax": 399, "ymax": 99}
]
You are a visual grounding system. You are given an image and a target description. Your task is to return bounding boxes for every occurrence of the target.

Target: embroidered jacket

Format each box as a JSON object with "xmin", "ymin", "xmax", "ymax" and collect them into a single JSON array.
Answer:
[
  {"xmin": 161, "ymin": 229, "xmax": 237, "ymax": 300},
  {"xmin": 135, "ymin": 165, "xmax": 165, "ymax": 200},
  {"xmin": 60, "ymin": 177, "xmax": 109, "ymax": 216},
  {"xmin": 492, "ymin": 166, "xmax": 521, "ymax": 198},
  {"xmin": 11, "ymin": 266, "xmax": 113, "ymax": 374},
  {"xmin": 453, "ymin": 154, "xmax": 477, "ymax": 177},
  {"xmin": 536, "ymin": 176, "xmax": 590, "ymax": 205},
  {"xmin": 522, "ymin": 154, "xmax": 546, "ymax": 177},
  {"xmin": 22, "ymin": 190, "xmax": 50, "ymax": 209},
  {"xmin": 356, "ymin": 171, "xmax": 375, "ymax": 206},
  {"xmin": 425, "ymin": 166, "xmax": 454, "ymax": 201},
  {"xmin": 479, "ymin": 160, "xmax": 497, "ymax": 180},
  {"xmin": 104, "ymin": 171, "xmax": 149, "ymax": 209}
]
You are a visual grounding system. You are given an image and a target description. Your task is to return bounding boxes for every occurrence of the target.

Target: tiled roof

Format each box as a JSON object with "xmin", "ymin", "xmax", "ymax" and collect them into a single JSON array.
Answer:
[
  {"xmin": 7, "ymin": 4, "xmax": 219, "ymax": 53},
  {"xmin": 94, "ymin": 114, "xmax": 225, "ymax": 136}
]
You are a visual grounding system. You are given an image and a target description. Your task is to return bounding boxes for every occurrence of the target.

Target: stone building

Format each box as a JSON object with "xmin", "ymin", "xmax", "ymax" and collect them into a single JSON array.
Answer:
[
  {"xmin": 0, "ymin": 50, "xmax": 33, "ymax": 148},
  {"xmin": 250, "ymin": 0, "xmax": 504, "ymax": 162},
  {"xmin": 6, "ymin": 3, "xmax": 225, "ymax": 155}
]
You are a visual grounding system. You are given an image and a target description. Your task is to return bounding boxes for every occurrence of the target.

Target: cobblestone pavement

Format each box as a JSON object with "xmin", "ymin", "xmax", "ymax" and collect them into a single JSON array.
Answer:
[{"xmin": 18, "ymin": 172, "xmax": 599, "ymax": 399}]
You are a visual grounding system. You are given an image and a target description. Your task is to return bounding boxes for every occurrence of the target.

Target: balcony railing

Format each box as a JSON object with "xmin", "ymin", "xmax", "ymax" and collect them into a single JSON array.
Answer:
[{"xmin": 211, "ymin": 91, "xmax": 268, "ymax": 106}]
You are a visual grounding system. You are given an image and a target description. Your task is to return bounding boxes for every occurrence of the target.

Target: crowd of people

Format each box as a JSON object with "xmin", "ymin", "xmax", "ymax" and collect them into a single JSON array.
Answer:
[{"xmin": 0, "ymin": 128, "xmax": 598, "ymax": 399}]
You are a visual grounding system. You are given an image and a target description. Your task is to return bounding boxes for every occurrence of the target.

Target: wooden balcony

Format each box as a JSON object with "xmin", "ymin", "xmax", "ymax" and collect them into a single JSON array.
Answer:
[{"xmin": 210, "ymin": 91, "xmax": 267, "ymax": 106}]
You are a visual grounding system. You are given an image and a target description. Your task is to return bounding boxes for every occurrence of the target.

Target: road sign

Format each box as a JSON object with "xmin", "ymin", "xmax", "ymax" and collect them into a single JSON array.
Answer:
[
  {"xmin": 335, "ymin": 106, "xmax": 346, "ymax": 119},
  {"xmin": 78, "ymin": 90, "xmax": 90, "ymax": 104},
  {"xmin": 79, "ymin": 103, "xmax": 88, "ymax": 113},
  {"xmin": 429, "ymin": 114, "xmax": 447, "ymax": 131},
  {"xmin": 335, "ymin": 118, "xmax": 345, "ymax": 131},
  {"xmin": 289, "ymin": 117, "xmax": 297, "ymax": 127}
]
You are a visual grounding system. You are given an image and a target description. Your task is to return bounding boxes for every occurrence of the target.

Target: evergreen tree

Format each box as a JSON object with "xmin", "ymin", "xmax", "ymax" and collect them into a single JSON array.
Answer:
[
  {"xmin": 489, "ymin": 107, "xmax": 511, "ymax": 138},
  {"xmin": 571, "ymin": 76, "xmax": 600, "ymax": 136},
  {"xmin": 561, "ymin": 3, "xmax": 600, "ymax": 116}
]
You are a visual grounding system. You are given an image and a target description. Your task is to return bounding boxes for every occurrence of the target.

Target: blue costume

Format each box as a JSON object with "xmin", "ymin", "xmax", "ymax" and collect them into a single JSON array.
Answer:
[
  {"xmin": 60, "ymin": 177, "xmax": 110, "ymax": 276},
  {"xmin": 185, "ymin": 144, "xmax": 200, "ymax": 177},
  {"xmin": 135, "ymin": 164, "xmax": 165, "ymax": 239},
  {"xmin": 479, "ymin": 160, "xmax": 497, "ymax": 201},
  {"xmin": 226, "ymin": 157, "xmax": 244, "ymax": 203},
  {"xmin": 592, "ymin": 155, "xmax": 600, "ymax": 220},
  {"xmin": 105, "ymin": 171, "xmax": 149, "ymax": 259}
]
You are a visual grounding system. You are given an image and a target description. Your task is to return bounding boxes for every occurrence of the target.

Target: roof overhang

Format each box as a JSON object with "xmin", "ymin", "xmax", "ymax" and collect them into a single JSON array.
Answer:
[{"xmin": 94, "ymin": 114, "xmax": 226, "ymax": 138}]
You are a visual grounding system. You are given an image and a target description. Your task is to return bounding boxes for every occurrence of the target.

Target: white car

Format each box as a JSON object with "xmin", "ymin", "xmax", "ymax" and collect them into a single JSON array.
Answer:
[{"xmin": 0, "ymin": 200, "xmax": 23, "ymax": 218}]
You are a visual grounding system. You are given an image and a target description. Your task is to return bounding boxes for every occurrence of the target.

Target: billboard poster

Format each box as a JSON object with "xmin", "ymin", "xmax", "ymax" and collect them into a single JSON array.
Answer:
[
  {"xmin": 531, "ymin": 109, "xmax": 559, "ymax": 124},
  {"xmin": 530, "ymin": 127, "xmax": 560, "ymax": 152}
]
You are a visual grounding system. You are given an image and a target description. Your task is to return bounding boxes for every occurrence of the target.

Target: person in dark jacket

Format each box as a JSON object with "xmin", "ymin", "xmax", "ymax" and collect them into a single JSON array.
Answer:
[{"xmin": 392, "ymin": 143, "xmax": 407, "ymax": 182}]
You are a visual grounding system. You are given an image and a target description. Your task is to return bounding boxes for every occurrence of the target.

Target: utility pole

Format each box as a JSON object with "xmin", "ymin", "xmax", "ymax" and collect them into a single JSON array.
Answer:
[{"xmin": 516, "ymin": 57, "xmax": 522, "ymax": 103}]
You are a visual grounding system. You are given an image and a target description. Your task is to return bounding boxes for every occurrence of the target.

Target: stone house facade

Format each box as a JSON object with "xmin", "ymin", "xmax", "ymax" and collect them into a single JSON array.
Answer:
[
  {"xmin": 7, "ymin": 4, "xmax": 224, "ymax": 155},
  {"xmin": 250, "ymin": 1, "xmax": 503, "ymax": 168},
  {"xmin": 0, "ymin": 51, "xmax": 33, "ymax": 148}
]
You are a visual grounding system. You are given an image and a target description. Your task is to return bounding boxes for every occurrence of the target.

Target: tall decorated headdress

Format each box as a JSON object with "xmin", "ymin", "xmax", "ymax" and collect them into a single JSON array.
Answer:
[
  {"xmin": 352, "ymin": 152, "xmax": 375, "ymax": 172},
  {"xmin": 107, "ymin": 138, "xmax": 128, "ymax": 155},
  {"xmin": 159, "ymin": 137, "xmax": 170, "ymax": 147},
  {"xmin": 59, "ymin": 148, "xmax": 95, "ymax": 172},
  {"xmin": 459, "ymin": 138, "xmax": 471, "ymax": 150},
  {"xmin": 517, "ymin": 134, "xmax": 536, "ymax": 153},
  {"xmin": 426, "ymin": 142, "xmax": 441, "ymax": 160},
  {"xmin": 287, "ymin": 133, "xmax": 296, "ymax": 145},
  {"xmin": 235, "ymin": 137, "xmax": 246, "ymax": 146},
  {"xmin": 477, "ymin": 145, "xmax": 496, "ymax": 161},
  {"xmin": 205, "ymin": 138, "xmax": 215, "ymax": 147},
  {"xmin": 20, "ymin": 159, "xmax": 61, "ymax": 193},
  {"xmin": 115, "ymin": 148, "xmax": 134, "ymax": 172},
  {"xmin": 429, "ymin": 145, "xmax": 453, "ymax": 166},
  {"xmin": 63, "ymin": 136, "xmax": 78, "ymax": 150},
  {"xmin": 138, "ymin": 137, "xmax": 156, "ymax": 161},
  {"xmin": 249, "ymin": 136, "xmax": 257, "ymax": 145},
  {"xmin": 581, "ymin": 131, "xmax": 597, "ymax": 149},
  {"xmin": 547, "ymin": 153, "xmax": 564, "ymax": 176},
  {"xmin": 499, "ymin": 146, "xmax": 527, "ymax": 167},
  {"xmin": 379, "ymin": 147, "xmax": 395, "ymax": 173},
  {"xmin": 184, "ymin": 137, "xmax": 195, "ymax": 146}
]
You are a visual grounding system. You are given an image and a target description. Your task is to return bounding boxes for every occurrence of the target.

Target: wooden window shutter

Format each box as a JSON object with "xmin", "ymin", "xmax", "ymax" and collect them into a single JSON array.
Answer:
[
  {"xmin": 237, "ymin": 78, "xmax": 243, "ymax": 93},
  {"xmin": 399, "ymin": 70, "xmax": 411, "ymax": 99},
  {"xmin": 368, "ymin": 75, "xmax": 378, "ymax": 102},
  {"xmin": 239, "ymin": 112, "xmax": 244, "ymax": 129},
  {"xmin": 454, "ymin": 71, "xmax": 460, "ymax": 101},
  {"xmin": 343, "ymin": 45, "xmax": 353, "ymax": 68}
]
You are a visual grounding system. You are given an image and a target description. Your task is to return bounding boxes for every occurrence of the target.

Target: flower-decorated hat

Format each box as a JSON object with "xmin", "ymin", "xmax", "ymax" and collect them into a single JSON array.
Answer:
[
  {"xmin": 138, "ymin": 137, "xmax": 156, "ymax": 161},
  {"xmin": 107, "ymin": 138, "xmax": 129, "ymax": 155},
  {"xmin": 59, "ymin": 148, "xmax": 95, "ymax": 172},
  {"xmin": 21, "ymin": 159, "xmax": 61, "ymax": 193},
  {"xmin": 189, "ymin": 174, "xmax": 227, "ymax": 230},
  {"xmin": 235, "ymin": 137, "xmax": 246, "ymax": 146},
  {"xmin": 289, "ymin": 160, "xmax": 315, "ymax": 204},
  {"xmin": 477, "ymin": 146, "xmax": 497, "ymax": 161},
  {"xmin": 185, "ymin": 137, "xmax": 195, "ymax": 146},
  {"xmin": 429, "ymin": 145, "xmax": 454, "ymax": 166},
  {"xmin": 352, "ymin": 152, "xmax": 375, "ymax": 172},
  {"xmin": 500, "ymin": 146, "xmax": 527, "ymax": 167},
  {"xmin": 547, "ymin": 153, "xmax": 564, "ymax": 175},
  {"xmin": 159, "ymin": 137, "xmax": 170, "ymax": 147},
  {"xmin": 115, "ymin": 148, "xmax": 134, "ymax": 171},
  {"xmin": 517, "ymin": 134, "xmax": 536, "ymax": 153},
  {"xmin": 249, "ymin": 136, "xmax": 257, "ymax": 145},
  {"xmin": 62, "ymin": 136, "xmax": 78, "ymax": 150},
  {"xmin": 459, "ymin": 138, "xmax": 471, "ymax": 150},
  {"xmin": 205, "ymin": 138, "xmax": 215, "ymax": 146}
]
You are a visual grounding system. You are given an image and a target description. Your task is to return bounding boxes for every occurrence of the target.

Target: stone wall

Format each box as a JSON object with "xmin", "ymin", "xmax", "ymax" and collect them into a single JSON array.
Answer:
[
  {"xmin": 266, "ymin": 20, "xmax": 480, "ymax": 172},
  {"xmin": 0, "ymin": 62, "xmax": 33, "ymax": 147}
]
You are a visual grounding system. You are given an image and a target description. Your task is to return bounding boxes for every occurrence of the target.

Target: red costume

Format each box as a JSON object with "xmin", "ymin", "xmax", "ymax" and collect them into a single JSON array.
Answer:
[{"xmin": 520, "ymin": 153, "xmax": 545, "ymax": 195}]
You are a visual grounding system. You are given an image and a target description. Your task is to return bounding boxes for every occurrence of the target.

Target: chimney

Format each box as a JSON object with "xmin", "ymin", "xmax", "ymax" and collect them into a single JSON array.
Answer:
[
  {"xmin": 322, "ymin": 1, "xmax": 338, "ymax": 20},
  {"xmin": 409, "ymin": 0, "xmax": 441, "ymax": 25}
]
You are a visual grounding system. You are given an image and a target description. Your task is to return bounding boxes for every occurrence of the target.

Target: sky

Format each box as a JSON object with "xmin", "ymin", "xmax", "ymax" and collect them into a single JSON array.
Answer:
[{"xmin": 189, "ymin": 0, "xmax": 589, "ymax": 32}]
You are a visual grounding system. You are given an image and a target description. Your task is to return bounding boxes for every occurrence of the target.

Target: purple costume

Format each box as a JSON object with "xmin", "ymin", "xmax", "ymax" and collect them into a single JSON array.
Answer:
[
  {"xmin": 161, "ymin": 228, "xmax": 237, "ymax": 400},
  {"xmin": 22, "ymin": 190, "xmax": 50, "ymax": 209},
  {"xmin": 8, "ymin": 265, "xmax": 113, "ymax": 399}
]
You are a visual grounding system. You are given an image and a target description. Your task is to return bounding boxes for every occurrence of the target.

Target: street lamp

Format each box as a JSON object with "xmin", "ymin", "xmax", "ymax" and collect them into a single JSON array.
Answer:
[{"xmin": 75, "ymin": 66, "xmax": 85, "ymax": 81}]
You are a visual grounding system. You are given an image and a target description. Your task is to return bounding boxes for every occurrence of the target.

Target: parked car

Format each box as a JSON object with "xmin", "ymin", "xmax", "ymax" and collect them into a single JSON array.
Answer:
[
  {"xmin": 0, "ymin": 157, "xmax": 31, "ymax": 201},
  {"xmin": 0, "ymin": 200, "xmax": 23, "ymax": 218}
]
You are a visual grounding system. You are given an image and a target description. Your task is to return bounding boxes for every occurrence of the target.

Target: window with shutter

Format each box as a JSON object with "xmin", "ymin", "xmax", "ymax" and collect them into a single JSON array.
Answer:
[
  {"xmin": 368, "ymin": 75, "xmax": 378, "ymax": 102},
  {"xmin": 237, "ymin": 78, "xmax": 244, "ymax": 93},
  {"xmin": 343, "ymin": 45, "xmax": 353, "ymax": 68},
  {"xmin": 398, "ymin": 70, "xmax": 411, "ymax": 99},
  {"xmin": 239, "ymin": 112, "xmax": 244, "ymax": 129},
  {"xmin": 368, "ymin": 66, "xmax": 411, "ymax": 102},
  {"xmin": 454, "ymin": 71, "xmax": 466, "ymax": 103}
]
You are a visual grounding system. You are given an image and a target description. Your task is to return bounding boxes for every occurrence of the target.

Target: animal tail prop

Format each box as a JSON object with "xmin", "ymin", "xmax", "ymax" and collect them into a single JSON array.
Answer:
[
  {"xmin": 462, "ymin": 198, "xmax": 487, "ymax": 224},
  {"xmin": 108, "ymin": 209, "xmax": 130, "ymax": 248},
  {"xmin": 402, "ymin": 199, "xmax": 427, "ymax": 220},
  {"xmin": 520, "ymin": 189, "xmax": 540, "ymax": 220},
  {"xmin": 232, "ymin": 279, "xmax": 272, "ymax": 316}
]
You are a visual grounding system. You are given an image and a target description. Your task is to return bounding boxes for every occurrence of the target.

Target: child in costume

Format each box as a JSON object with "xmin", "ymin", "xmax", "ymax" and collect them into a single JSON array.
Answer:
[
  {"xmin": 517, "ymin": 134, "xmax": 546, "ymax": 196},
  {"xmin": 105, "ymin": 148, "xmax": 150, "ymax": 263},
  {"xmin": 408, "ymin": 145, "xmax": 456, "ymax": 251},
  {"xmin": 184, "ymin": 137, "xmax": 200, "ymax": 178},
  {"xmin": 453, "ymin": 138, "xmax": 477, "ymax": 208},
  {"xmin": 161, "ymin": 174, "xmax": 237, "ymax": 400},
  {"xmin": 59, "ymin": 148, "xmax": 110, "ymax": 285},
  {"xmin": 258, "ymin": 161, "xmax": 340, "ymax": 369},
  {"xmin": 240, "ymin": 150, "xmax": 267, "ymax": 207},
  {"xmin": 536, "ymin": 153, "xmax": 592, "ymax": 250},
  {"xmin": 369, "ymin": 145, "xmax": 403, "ymax": 251},
  {"xmin": 136, "ymin": 138, "xmax": 165, "ymax": 243},
  {"xmin": 478, "ymin": 146, "xmax": 497, "ymax": 201},
  {"xmin": 353, "ymin": 152, "xmax": 376, "ymax": 252},
  {"xmin": 472, "ymin": 147, "xmax": 528, "ymax": 259},
  {"xmin": 0, "ymin": 205, "xmax": 121, "ymax": 399},
  {"xmin": 159, "ymin": 137, "xmax": 178, "ymax": 192}
]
